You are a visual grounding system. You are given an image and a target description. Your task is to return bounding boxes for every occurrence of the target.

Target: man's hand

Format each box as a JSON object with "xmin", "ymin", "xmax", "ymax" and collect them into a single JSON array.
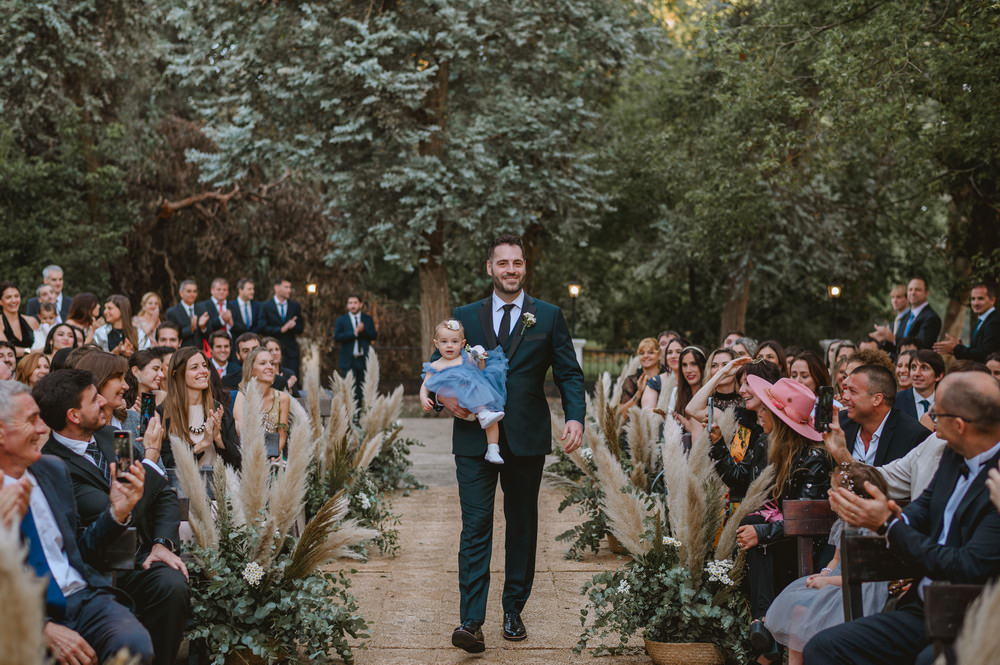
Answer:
[
  {"xmin": 0, "ymin": 477, "xmax": 31, "ymax": 526},
  {"xmin": 829, "ymin": 481, "xmax": 900, "ymax": 531},
  {"xmin": 281, "ymin": 316, "xmax": 298, "ymax": 333},
  {"xmin": 933, "ymin": 334, "xmax": 959, "ymax": 355},
  {"xmin": 987, "ymin": 468, "xmax": 1000, "ymax": 513},
  {"xmin": 822, "ymin": 419, "xmax": 852, "ymax": 464},
  {"xmin": 736, "ymin": 524, "xmax": 759, "ymax": 550},
  {"xmin": 143, "ymin": 543, "xmax": 189, "ymax": 580},
  {"xmin": 561, "ymin": 420, "xmax": 584, "ymax": 454},
  {"xmin": 355, "ymin": 321, "xmax": 365, "ymax": 335},
  {"xmin": 220, "ymin": 308, "xmax": 233, "ymax": 326},
  {"xmin": 197, "ymin": 311, "xmax": 210, "ymax": 330},
  {"xmin": 140, "ymin": 414, "xmax": 164, "ymax": 464},
  {"xmin": 438, "ymin": 395, "xmax": 473, "ymax": 420},
  {"xmin": 869, "ymin": 324, "xmax": 894, "ymax": 344},
  {"xmin": 44, "ymin": 621, "xmax": 97, "ymax": 665},
  {"xmin": 286, "ymin": 375, "xmax": 297, "ymax": 389},
  {"xmin": 108, "ymin": 462, "xmax": 146, "ymax": 523}
]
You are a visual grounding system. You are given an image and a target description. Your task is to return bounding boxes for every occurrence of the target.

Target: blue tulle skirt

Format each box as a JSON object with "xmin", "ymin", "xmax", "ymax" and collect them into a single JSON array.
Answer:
[{"xmin": 424, "ymin": 349, "xmax": 508, "ymax": 414}]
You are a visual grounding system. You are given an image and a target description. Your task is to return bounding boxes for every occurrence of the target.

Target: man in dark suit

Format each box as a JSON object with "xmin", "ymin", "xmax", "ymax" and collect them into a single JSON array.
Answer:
[
  {"xmin": 840, "ymin": 364, "xmax": 929, "ymax": 466},
  {"xmin": 333, "ymin": 294, "xmax": 377, "ymax": 398},
  {"xmin": 33, "ymin": 369, "xmax": 190, "ymax": 665},
  {"xmin": 198, "ymin": 277, "xmax": 238, "ymax": 339},
  {"xmin": 0, "ymin": 380, "xmax": 153, "ymax": 665},
  {"xmin": 208, "ymin": 331, "xmax": 242, "ymax": 387},
  {"xmin": 895, "ymin": 349, "xmax": 944, "ymax": 421},
  {"xmin": 164, "ymin": 280, "xmax": 209, "ymax": 348},
  {"xmin": 229, "ymin": 278, "xmax": 262, "ymax": 337},
  {"xmin": 259, "ymin": 277, "xmax": 304, "ymax": 375},
  {"xmin": 438, "ymin": 235, "xmax": 585, "ymax": 653},
  {"xmin": 935, "ymin": 281, "xmax": 999, "ymax": 362},
  {"xmin": 806, "ymin": 371, "xmax": 1000, "ymax": 665},
  {"xmin": 899, "ymin": 277, "xmax": 942, "ymax": 349},
  {"xmin": 25, "ymin": 264, "xmax": 72, "ymax": 322}
]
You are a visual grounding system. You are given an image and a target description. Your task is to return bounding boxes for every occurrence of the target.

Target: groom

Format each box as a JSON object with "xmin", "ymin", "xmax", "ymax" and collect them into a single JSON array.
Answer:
[{"xmin": 438, "ymin": 234, "xmax": 585, "ymax": 653}]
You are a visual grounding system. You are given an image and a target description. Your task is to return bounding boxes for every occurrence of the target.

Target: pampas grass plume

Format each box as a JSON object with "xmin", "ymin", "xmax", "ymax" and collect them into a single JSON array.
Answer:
[
  {"xmin": 0, "ymin": 521, "xmax": 46, "ymax": 665},
  {"xmin": 236, "ymin": 382, "xmax": 270, "ymax": 526},
  {"xmin": 945, "ymin": 580, "xmax": 1000, "ymax": 665},
  {"xmin": 169, "ymin": 433, "xmax": 217, "ymax": 549}
]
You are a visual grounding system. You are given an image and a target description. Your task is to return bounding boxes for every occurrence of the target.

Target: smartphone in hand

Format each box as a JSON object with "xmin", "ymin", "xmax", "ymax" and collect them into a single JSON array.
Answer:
[
  {"xmin": 815, "ymin": 386, "xmax": 835, "ymax": 432},
  {"xmin": 138, "ymin": 392, "xmax": 156, "ymax": 437},
  {"xmin": 112, "ymin": 430, "xmax": 135, "ymax": 481},
  {"xmin": 706, "ymin": 396, "xmax": 715, "ymax": 434}
]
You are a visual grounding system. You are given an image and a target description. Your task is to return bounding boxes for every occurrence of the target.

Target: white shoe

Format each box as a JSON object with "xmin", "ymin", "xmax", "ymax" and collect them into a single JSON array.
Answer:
[
  {"xmin": 485, "ymin": 443, "xmax": 505, "ymax": 464},
  {"xmin": 477, "ymin": 410, "xmax": 505, "ymax": 429}
]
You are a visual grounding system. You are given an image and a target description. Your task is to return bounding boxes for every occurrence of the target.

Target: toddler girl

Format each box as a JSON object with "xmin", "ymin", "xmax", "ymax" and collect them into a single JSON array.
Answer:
[{"xmin": 421, "ymin": 319, "xmax": 508, "ymax": 464}]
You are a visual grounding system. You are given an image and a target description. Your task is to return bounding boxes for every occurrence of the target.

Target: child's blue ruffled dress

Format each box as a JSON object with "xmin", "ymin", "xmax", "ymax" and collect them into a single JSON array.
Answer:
[{"xmin": 423, "ymin": 349, "xmax": 508, "ymax": 414}]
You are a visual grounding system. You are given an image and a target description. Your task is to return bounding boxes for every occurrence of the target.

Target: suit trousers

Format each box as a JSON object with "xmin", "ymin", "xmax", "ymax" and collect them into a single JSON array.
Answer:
[
  {"xmin": 803, "ymin": 596, "xmax": 935, "ymax": 665},
  {"xmin": 454, "ymin": 439, "xmax": 545, "ymax": 624},
  {"xmin": 341, "ymin": 355, "xmax": 367, "ymax": 402},
  {"xmin": 61, "ymin": 586, "xmax": 154, "ymax": 665},
  {"xmin": 118, "ymin": 563, "xmax": 191, "ymax": 665}
]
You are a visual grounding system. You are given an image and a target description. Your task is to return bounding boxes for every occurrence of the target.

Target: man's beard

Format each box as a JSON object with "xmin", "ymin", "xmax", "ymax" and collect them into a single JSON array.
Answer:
[{"xmin": 493, "ymin": 273, "xmax": 524, "ymax": 296}]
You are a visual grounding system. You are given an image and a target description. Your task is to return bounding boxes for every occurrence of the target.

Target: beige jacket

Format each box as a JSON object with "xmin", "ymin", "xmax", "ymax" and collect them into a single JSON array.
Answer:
[{"xmin": 879, "ymin": 433, "xmax": 947, "ymax": 501}]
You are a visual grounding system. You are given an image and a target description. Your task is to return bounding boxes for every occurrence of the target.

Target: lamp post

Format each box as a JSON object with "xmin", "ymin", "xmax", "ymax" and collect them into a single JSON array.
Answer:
[
  {"xmin": 827, "ymin": 284, "xmax": 843, "ymax": 336},
  {"xmin": 567, "ymin": 281, "xmax": 582, "ymax": 337}
]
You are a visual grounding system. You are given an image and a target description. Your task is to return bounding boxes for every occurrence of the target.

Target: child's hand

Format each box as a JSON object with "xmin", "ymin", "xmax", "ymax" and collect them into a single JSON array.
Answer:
[{"xmin": 421, "ymin": 397, "xmax": 434, "ymax": 412}]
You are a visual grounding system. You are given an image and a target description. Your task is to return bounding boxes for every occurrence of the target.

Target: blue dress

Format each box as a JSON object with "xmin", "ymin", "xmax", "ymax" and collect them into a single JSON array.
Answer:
[{"xmin": 423, "ymin": 349, "xmax": 508, "ymax": 414}]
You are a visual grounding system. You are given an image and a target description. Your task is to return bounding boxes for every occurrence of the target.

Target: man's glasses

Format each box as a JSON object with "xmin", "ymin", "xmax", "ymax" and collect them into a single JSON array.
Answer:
[{"xmin": 928, "ymin": 410, "xmax": 975, "ymax": 424}]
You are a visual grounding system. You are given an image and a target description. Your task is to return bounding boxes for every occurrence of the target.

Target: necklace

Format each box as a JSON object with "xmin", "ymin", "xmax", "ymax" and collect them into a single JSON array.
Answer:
[{"xmin": 188, "ymin": 423, "xmax": 206, "ymax": 435}]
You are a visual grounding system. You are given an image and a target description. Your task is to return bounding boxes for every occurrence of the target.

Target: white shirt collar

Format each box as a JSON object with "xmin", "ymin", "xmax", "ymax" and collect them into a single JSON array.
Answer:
[
  {"xmin": 274, "ymin": 296, "xmax": 287, "ymax": 306},
  {"xmin": 853, "ymin": 410, "xmax": 891, "ymax": 465},
  {"xmin": 212, "ymin": 358, "xmax": 228, "ymax": 370},
  {"xmin": 978, "ymin": 306, "xmax": 995, "ymax": 322},
  {"xmin": 52, "ymin": 430, "xmax": 95, "ymax": 458},
  {"xmin": 909, "ymin": 301, "xmax": 929, "ymax": 318},
  {"xmin": 492, "ymin": 290, "xmax": 525, "ymax": 313}
]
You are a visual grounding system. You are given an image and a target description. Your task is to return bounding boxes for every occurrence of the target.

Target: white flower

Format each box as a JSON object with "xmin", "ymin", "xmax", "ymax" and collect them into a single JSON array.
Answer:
[
  {"xmin": 661, "ymin": 536, "xmax": 681, "ymax": 548},
  {"xmin": 616, "ymin": 579, "xmax": 630, "ymax": 594},
  {"xmin": 358, "ymin": 493, "xmax": 372, "ymax": 510},
  {"xmin": 705, "ymin": 559, "xmax": 736, "ymax": 586},
  {"xmin": 445, "ymin": 319, "xmax": 461, "ymax": 331},
  {"xmin": 242, "ymin": 561, "xmax": 265, "ymax": 587},
  {"xmin": 521, "ymin": 312, "xmax": 536, "ymax": 329},
  {"xmin": 580, "ymin": 447, "xmax": 593, "ymax": 460}
]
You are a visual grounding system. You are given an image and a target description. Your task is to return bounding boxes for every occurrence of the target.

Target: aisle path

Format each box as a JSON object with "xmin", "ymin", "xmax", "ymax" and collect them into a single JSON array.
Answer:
[{"xmin": 347, "ymin": 417, "xmax": 645, "ymax": 664}]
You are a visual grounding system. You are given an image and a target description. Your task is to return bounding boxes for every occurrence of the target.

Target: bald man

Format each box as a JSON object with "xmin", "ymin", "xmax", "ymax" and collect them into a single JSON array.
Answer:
[{"xmin": 807, "ymin": 372, "xmax": 1000, "ymax": 665}]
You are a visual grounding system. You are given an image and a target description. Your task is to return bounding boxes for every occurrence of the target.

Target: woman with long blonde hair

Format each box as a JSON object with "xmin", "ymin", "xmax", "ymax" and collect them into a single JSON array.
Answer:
[
  {"xmin": 133, "ymin": 292, "xmax": 164, "ymax": 339},
  {"xmin": 234, "ymin": 347, "xmax": 290, "ymax": 461},
  {"xmin": 159, "ymin": 347, "xmax": 241, "ymax": 470},
  {"xmin": 619, "ymin": 337, "xmax": 663, "ymax": 414}
]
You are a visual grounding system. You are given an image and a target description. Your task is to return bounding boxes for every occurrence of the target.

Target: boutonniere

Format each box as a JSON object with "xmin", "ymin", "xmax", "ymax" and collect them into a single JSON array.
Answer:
[{"xmin": 520, "ymin": 312, "xmax": 536, "ymax": 335}]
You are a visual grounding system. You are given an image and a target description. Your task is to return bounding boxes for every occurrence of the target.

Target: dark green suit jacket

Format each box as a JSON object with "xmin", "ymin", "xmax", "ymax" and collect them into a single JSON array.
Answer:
[{"xmin": 448, "ymin": 294, "xmax": 585, "ymax": 457}]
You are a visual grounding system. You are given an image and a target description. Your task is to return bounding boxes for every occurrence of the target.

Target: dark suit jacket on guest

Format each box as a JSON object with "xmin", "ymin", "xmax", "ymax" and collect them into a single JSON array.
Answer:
[
  {"xmin": 334, "ymin": 312, "xmax": 377, "ymax": 370},
  {"xmin": 895, "ymin": 388, "xmax": 920, "ymax": 420},
  {"xmin": 953, "ymin": 309, "xmax": 999, "ymax": 363},
  {"xmin": 228, "ymin": 299, "xmax": 263, "ymax": 337},
  {"xmin": 260, "ymin": 298, "xmax": 304, "ymax": 371},
  {"xmin": 212, "ymin": 359, "xmax": 242, "ymax": 389},
  {"xmin": 899, "ymin": 304, "xmax": 942, "ymax": 350},
  {"xmin": 841, "ymin": 408, "xmax": 930, "ymax": 466},
  {"xmin": 27, "ymin": 295, "xmax": 72, "ymax": 321},
  {"xmin": 41, "ymin": 427, "xmax": 181, "ymax": 564},
  {"xmin": 164, "ymin": 302, "xmax": 208, "ymax": 348},
  {"xmin": 27, "ymin": 455, "xmax": 129, "ymax": 614},
  {"xmin": 889, "ymin": 446, "xmax": 1000, "ymax": 584},
  {"xmin": 197, "ymin": 298, "xmax": 239, "ymax": 338}
]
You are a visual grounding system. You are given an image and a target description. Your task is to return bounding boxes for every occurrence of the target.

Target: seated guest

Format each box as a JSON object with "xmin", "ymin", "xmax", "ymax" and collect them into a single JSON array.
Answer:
[
  {"xmin": 133, "ymin": 292, "xmax": 164, "ymax": 340},
  {"xmin": 234, "ymin": 347, "xmax": 290, "ymax": 461},
  {"xmin": 0, "ymin": 340, "xmax": 16, "ymax": 378},
  {"xmin": 686, "ymin": 347, "xmax": 747, "ymax": 421},
  {"xmin": 657, "ymin": 330, "xmax": 680, "ymax": 370},
  {"xmin": 153, "ymin": 321, "xmax": 181, "ymax": 350},
  {"xmin": 721, "ymin": 330, "xmax": 744, "ymax": 349},
  {"xmin": 42, "ymin": 322, "xmax": 81, "ymax": 359},
  {"xmin": 0, "ymin": 348, "xmax": 12, "ymax": 380},
  {"xmin": 805, "ymin": 371, "xmax": 1000, "ymax": 665},
  {"xmin": 93, "ymin": 295, "xmax": 149, "ymax": 356},
  {"xmin": 988, "ymin": 352, "xmax": 1000, "ymax": 381},
  {"xmin": 35, "ymin": 371, "xmax": 189, "ymax": 665},
  {"xmin": 263, "ymin": 336, "xmax": 296, "ymax": 395},
  {"xmin": 839, "ymin": 364, "xmax": 929, "ymax": 466},
  {"xmin": 731, "ymin": 336, "xmax": 758, "ymax": 358},
  {"xmin": 31, "ymin": 301, "xmax": 59, "ymax": 351},
  {"xmin": 16, "ymin": 351, "xmax": 51, "ymax": 387},
  {"xmin": 788, "ymin": 351, "xmax": 831, "ymax": 394},
  {"xmin": 0, "ymin": 380, "xmax": 153, "ymax": 664},
  {"xmin": 159, "ymin": 347, "xmax": 241, "ymax": 471},
  {"xmin": 655, "ymin": 346, "xmax": 705, "ymax": 446},
  {"xmin": 934, "ymin": 281, "xmax": 998, "ymax": 361},
  {"xmin": 126, "ymin": 348, "xmax": 170, "ymax": 411},
  {"xmin": 896, "ymin": 349, "xmax": 944, "ymax": 425},
  {"xmin": 763, "ymin": 462, "xmax": 891, "ymax": 665},
  {"xmin": 733, "ymin": 376, "xmax": 832, "ymax": 651},
  {"xmin": 618, "ymin": 337, "xmax": 662, "ymax": 414},
  {"xmin": 754, "ymin": 340, "xmax": 788, "ymax": 377},
  {"xmin": 0, "ymin": 282, "xmax": 39, "ymax": 358},
  {"xmin": 895, "ymin": 349, "xmax": 916, "ymax": 390},
  {"xmin": 68, "ymin": 350, "xmax": 139, "ymax": 435},
  {"xmin": 65, "ymin": 293, "xmax": 102, "ymax": 345},
  {"xmin": 234, "ymin": 332, "xmax": 261, "ymax": 363},
  {"xmin": 208, "ymin": 331, "xmax": 241, "ymax": 388},
  {"xmin": 708, "ymin": 359, "xmax": 782, "ymax": 507}
]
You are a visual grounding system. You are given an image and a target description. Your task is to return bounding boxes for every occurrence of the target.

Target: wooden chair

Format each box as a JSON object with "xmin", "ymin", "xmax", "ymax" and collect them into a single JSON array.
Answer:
[
  {"xmin": 840, "ymin": 527, "xmax": 923, "ymax": 622},
  {"xmin": 924, "ymin": 581, "xmax": 984, "ymax": 663},
  {"xmin": 783, "ymin": 500, "xmax": 838, "ymax": 576},
  {"xmin": 177, "ymin": 497, "xmax": 190, "ymax": 522}
]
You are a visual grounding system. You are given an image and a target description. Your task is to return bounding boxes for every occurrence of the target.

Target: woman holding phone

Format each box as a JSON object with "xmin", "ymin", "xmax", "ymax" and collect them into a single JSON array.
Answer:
[{"xmin": 94, "ymin": 294, "xmax": 149, "ymax": 355}]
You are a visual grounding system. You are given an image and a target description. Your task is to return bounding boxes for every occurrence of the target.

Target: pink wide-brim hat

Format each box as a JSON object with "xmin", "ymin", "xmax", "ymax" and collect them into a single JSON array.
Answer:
[{"xmin": 746, "ymin": 375, "xmax": 823, "ymax": 442}]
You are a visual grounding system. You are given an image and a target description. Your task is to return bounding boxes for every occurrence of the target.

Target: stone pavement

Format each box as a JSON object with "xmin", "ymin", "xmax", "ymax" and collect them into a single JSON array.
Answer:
[{"xmin": 346, "ymin": 416, "xmax": 646, "ymax": 665}]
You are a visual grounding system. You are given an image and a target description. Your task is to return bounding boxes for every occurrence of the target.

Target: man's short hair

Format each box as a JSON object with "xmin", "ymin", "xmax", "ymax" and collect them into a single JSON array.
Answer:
[
  {"xmin": 948, "ymin": 360, "xmax": 990, "ymax": 375},
  {"xmin": 911, "ymin": 349, "xmax": 945, "ymax": 378},
  {"xmin": 155, "ymin": 321, "xmax": 181, "ymax": 338},
  {"xmin": 235, "ymin": 332, "xmax": 261, "ymax": 348},
  {"xmin": 211, "ymin": 277, "xmax": 228, "ymax": 288},
  {"xmin": 487, "ymin": 234, "xmax": 524, "ymax": 261},
  {"xmin": 273, "ymin": 277, "xmax": 290, "ymax": 286},
  {"xmin": 209, "ymin": 330, "xmax": 231, "ymax": 345},
  {"xmin": 32, "ymin": 369, "xmax": 95, "ymax": 431},
  {"xmin": 0, "ymin": 380, "xmax": 32, "ymax": 424},
  {"xmin": 937, "ymin": 374, "xmax": 1000, "ymax": 430},
  {"xmin": 848, "ymin": 349, "xmax": 894, "ymax": 373},
  {"xmin": 347, "ymin": 294, "xmax": 364, "ymax": 302},
  {"xmin": 850, "ymin": 364, "xmax": 897, "ymax": 407},
  {"xmin": 971, "ymin": 281, "xmax": 997, "ymax": 299},
  {"xmin": 236, "ymin": 278, "xmax": 254, "ymax": 291},
  {"xmin": 908, "ymin": 276, "xmax": 929, "ymax": 290},
  {"xmin": 988, "ymin": 352, "xmax": 1000, "ymax": 364},
  {"xmin": 42, "ymin": 265, "xmax": 63, "ymax": 279},
  {"xmin": 178, "ymin": 279, "xmax": 197, "ymax": 292},
  {"xmin": 147, "ymin": 346, "xmax": 176, "ymax": 360}
]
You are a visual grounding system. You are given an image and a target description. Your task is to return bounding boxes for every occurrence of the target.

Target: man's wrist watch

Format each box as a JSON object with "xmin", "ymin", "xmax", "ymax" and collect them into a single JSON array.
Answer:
[
  {"xmin": 152, "ymin": 537, "xmax": 176, "ymax": 553},
  {"xmin": 876, "ymin": 517, "xmax": 893, "ymax": 536}
]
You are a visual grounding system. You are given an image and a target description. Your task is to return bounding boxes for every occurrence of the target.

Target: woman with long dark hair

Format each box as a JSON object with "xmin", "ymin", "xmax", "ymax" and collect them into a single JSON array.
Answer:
[
  {"xmin": 42, "ymin": 322, "xmax": 80, "ymax": 357},
  {"xmin": 94, "ymin": 294, "xmax": 148, "ymax": 355},
  {"xmin": 0, "ymin": 282, "xmax": 39, "ymax": 358},
  {"xmin": 66, "ymin": 292, "xmax": 102, "ymax": 345},
  {"xmin": 755, "ymin": 340, "xmax": 788, "ymax": 378},
  {"xmin": 788, "ymin": 351, "xmax": 831, "ymax": 393}
]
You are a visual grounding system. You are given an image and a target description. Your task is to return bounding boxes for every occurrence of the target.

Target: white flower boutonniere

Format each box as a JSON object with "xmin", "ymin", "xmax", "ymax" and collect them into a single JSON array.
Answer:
[{"xmin": 520, "ymin": 312, "xmax": 536, "ymax": 335}]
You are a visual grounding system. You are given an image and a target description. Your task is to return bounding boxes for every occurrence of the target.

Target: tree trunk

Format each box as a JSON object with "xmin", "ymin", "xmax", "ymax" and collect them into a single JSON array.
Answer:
[
  {"xmin": 719, "ymin": 267, "xmax": 751, "ymax": 344},
  {"xmin": 419, "ymin": 254, "xmax": 450, "ymax": 355}
]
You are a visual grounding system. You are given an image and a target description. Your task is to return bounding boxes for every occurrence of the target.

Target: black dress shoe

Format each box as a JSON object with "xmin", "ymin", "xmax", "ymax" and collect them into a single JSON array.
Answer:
[
  {"xmin": 452, "ymin": 621, "xmax": 485, "ymax": 653},
  {"xmin": 502, "ymin": 611, "xmax": 527, "ymax": 641},
  {"xmin": 749, "ymin": 619, "xmax": 774, "ymax": 654}
]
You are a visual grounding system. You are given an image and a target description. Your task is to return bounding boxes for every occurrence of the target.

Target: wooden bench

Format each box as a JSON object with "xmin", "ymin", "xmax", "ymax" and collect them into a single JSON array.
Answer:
[
  {"xmin": 783, "ymin": 500, "xmax": 838, "ymax": 576},
  {"xmin": 924, "ymin": 581, "xmax": 984, "ymax": 662},
  {"xmin": 839, "ymin": 528, "xmax": 923, "ymax": 621}
]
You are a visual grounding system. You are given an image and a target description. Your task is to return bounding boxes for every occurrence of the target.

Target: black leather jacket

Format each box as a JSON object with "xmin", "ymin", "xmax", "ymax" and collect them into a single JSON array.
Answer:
[
  {"xmin": 752, "ymin": 445, "xmax": 832, "ymax": 545},
  {"xmin": 710, "ymin": 407, "xmax": 768, "ymax": 502}
]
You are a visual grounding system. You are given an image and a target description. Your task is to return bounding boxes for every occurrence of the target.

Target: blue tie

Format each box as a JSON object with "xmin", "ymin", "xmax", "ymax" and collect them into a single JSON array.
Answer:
[
  {"xmin": 904, "ymin": 312, "xmax": 916, "ymax": 336},
  {"xmin": 243, "ymin": 302, "xmax": 251, "ymax": 327},
  {"xmin": 971, "ymin": 318, "xmax": 982, "ymax": 343},
  {"xmin": 21, "ymin": 508, "xmax": 68, "ymax": 618},
  {"xmin": 279, "ymin": 303, "xmax": 286, "ymax": 321}
]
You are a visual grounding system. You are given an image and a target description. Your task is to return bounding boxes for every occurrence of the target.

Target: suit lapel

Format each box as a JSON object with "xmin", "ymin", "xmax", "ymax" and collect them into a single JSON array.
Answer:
[
  {"xmin": 478, "ymin": 298, "xmax": 498, "ymax": 349},
  {"xmin": 45, "ymin": 435, "xmax": 110, "ymax": 492},
  {"xmin": 873, "ymin": 412, "xmax": 898, "ymax": 467},
  {"xmin": 504, "ymin": 295, "xmax": 536, "ymax": 362},
  {"xmin": 952, "ymin": 451, "xmax": 1000, "ymax": 533}
]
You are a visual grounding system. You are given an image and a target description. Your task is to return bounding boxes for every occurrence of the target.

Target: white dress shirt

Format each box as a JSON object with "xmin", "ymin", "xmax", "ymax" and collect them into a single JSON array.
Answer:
[
  {"xmin": 237, "ymin": 298, "xmax": 253, "ymax": 328},
  {"xmin": 852, "ymin": 411, "xmax": 891, "ymax": 465},
  {"xmin": 351, "ymin": 313, "xmax": 363, "ymax": 357},
  {"xmin": 214, "ymin": 299, "xmax": 231, "ymax": 333},
  {"xmin": 4, "ymin": 472, "xmax": 87, "ymax": 596},
  {"xmin": 913, "ymin": 389, "xmax": 935, "ymax": 419},
  {"xmin": 491, "ymin": 291, "xmax": 525, "ymax": 339},
  {"xmin": 53, "ymin": 429, "xmax": 165, "ymax": 478},
  {"xmin": 55, "ymin": 293, "xmax": 64, "ymax": 323}
]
